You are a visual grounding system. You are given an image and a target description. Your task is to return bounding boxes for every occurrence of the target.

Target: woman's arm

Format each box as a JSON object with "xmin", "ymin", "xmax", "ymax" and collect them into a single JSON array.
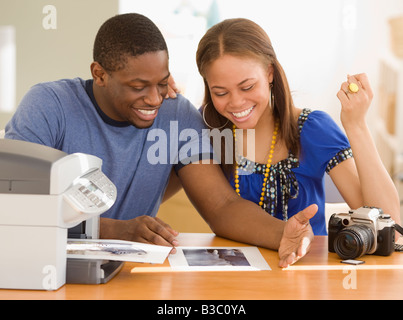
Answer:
[{"xmin": 334, "ymin": 73, "xmax": 400, "ymax": 224}]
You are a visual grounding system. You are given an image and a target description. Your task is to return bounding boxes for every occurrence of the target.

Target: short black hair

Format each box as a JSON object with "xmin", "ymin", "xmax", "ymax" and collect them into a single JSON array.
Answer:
[{"xmin": 93, "ymin": 13, "xmax": 168, "ymax": 71}]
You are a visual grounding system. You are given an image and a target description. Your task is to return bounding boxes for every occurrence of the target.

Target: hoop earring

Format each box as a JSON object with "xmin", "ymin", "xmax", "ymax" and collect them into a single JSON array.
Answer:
[
  {"xmin": 270, "ymin": 83, "xmax": 274, "ymax": 109},
  {"xmin": 202, "ymin": 103, "xmax": 229, "ymax": 130}
]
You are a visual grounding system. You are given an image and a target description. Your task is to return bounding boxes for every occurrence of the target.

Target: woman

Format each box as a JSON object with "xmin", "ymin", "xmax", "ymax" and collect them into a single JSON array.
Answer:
[{"xmin": 196, "ymin": 18, "xmax": 400, "ymax": 235}]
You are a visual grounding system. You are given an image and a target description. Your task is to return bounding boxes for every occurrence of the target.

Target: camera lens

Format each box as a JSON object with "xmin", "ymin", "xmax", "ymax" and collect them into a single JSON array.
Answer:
[{"xmin": 333, "ymin": 225, "xmax": 374, "ymax": 260}]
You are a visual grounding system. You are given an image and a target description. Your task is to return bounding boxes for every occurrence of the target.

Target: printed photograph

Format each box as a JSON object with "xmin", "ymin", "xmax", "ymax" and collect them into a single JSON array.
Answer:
[
  {"xmin": 183, "ymin": 248, "xmax": 251, "ymax": 267},
  {"xmin": 67, "ymin": 240, "xmax": 148, "ymax": 257},
  {"xmin": 168, "ymin": 246, "xmax": 271, "ymax": 271}
]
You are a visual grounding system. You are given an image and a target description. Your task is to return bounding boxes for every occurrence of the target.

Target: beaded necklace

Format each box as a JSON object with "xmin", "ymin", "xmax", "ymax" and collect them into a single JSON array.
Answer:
[{"xmin": 233, "ymin": 121, "xmax": 279, "ymax": 207}]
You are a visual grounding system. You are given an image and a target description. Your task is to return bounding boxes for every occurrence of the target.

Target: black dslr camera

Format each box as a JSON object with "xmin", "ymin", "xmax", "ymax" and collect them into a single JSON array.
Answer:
[{"xmin": 328, "ymin": 206, "xmax": 395, "ymax": 260}]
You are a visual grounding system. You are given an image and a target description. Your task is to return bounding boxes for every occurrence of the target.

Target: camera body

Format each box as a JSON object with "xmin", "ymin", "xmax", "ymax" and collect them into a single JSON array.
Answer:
[{"xmin": 328, "ymin": 206, "xmax": 395, "ymax": 260}]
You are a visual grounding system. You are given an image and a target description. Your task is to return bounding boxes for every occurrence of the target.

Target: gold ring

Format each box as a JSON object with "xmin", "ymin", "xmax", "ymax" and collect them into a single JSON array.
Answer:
[{"xmin": 348, "ymin": 83, "xmax": 359, "ymax": 93}]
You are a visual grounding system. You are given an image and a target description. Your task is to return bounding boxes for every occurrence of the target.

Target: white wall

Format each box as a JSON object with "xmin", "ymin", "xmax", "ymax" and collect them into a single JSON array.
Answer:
[
  {"xmin": 0, "ymin": 0, "xmax": 118, "ymax": 128},
  {"xmin": 216, "ymin": 0, "xmax": 403, "ymax": 129},
  {"xmin": 121, "ymin": 0, "xmax": 403, "ymax": 130},
  {"xmin": 2, "ymin": 0, "xmax": 403, "ymax": 130}
]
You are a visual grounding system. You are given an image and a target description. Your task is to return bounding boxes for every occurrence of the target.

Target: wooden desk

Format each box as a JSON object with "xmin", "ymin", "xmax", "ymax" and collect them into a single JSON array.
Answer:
[{"xmin": 1, "ymin": 233, "xmax": 403, "ymax": 300}]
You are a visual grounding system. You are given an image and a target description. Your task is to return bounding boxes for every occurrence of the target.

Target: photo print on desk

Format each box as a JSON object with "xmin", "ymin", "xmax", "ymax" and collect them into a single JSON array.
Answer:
[
  {"xmin": 183, "ymin": 248, "xmax": 250, "ymax": 267},
  {"xmin": 168, "ymin": 246, "xmax": 271, "ymax": 271}
]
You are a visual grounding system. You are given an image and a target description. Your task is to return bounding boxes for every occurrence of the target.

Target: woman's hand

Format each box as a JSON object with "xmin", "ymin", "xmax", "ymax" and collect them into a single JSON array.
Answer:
[
  {"xmin": 165, "ymin": 74, "xmax": 180, "ymax": 99},
  {"xmin": 336, "ymin": 73, "xmax": 374, "ymax": 130}
]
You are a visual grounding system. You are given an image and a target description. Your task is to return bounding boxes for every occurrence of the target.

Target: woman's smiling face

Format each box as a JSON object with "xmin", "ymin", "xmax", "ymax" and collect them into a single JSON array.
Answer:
[{"xmin": 204, "ymin": 54, "xmax": 274, "ymax": 129}]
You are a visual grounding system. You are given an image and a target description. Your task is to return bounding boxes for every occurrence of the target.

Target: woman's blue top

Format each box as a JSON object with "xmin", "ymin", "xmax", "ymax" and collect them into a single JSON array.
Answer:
[{"xmin": 230, "ymin": 108, "xmax": 352, "ymax": 235}]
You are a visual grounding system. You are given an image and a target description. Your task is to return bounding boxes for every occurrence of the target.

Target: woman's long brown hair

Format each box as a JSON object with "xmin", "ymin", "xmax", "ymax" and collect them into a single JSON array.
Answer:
[{"xmin": 196, "ymin": 18, "xmax": 300, "ymax": 177}]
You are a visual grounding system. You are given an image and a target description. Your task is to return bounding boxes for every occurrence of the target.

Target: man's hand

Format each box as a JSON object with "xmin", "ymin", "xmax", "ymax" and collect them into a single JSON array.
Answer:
[
  {"xmin": 278, "ymin": 204, "xmax": 318, "ymax": 268},
  {"xmin": 100, "ymin": 216, "xmax": 179, "ymax": 253}
]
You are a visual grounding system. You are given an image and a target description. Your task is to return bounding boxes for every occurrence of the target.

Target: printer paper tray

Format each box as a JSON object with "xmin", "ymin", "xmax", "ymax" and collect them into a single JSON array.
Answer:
[{"xmin": 66, "ymin": 259, "xmax": 124, "ymax": 284}]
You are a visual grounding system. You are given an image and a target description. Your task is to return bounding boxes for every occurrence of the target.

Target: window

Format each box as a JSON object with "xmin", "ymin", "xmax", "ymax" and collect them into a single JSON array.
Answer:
[{"xmin": 0, "ymin": 26, "xmax": 16, "ymax": 112}]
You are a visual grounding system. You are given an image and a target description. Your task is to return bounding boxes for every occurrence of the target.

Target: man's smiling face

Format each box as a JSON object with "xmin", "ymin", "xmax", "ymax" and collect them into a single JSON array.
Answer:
[{"xmin": 95, "ymin": 50, "xmax": 170, "ymax": 128}]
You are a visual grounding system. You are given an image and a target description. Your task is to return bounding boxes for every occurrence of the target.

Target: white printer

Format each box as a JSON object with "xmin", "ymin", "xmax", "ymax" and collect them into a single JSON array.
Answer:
[{"xmin": 0, "ymin": 139, "xmax": 117, "ymax": 290}]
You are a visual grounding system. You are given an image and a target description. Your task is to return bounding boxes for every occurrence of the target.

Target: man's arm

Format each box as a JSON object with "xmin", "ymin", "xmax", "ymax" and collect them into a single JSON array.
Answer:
[
  {"xmin": 178, "ymin": 162, "xmax": 284, "ymax": 248},
  {"xmin": 99, "ymin": 160, "xmax": 316, "ymax": 267}
]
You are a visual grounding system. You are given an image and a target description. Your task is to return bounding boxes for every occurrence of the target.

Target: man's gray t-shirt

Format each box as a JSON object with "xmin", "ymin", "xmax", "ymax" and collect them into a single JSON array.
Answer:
[{"xmin": 5, "ymin": 78, "xmax": 212, "ymax": 220}]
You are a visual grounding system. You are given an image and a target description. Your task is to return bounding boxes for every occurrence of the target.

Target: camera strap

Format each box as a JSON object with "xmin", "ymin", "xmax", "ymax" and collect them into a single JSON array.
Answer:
[{"xmin": 394, "ymin": 224, "xmax": 403, "ymax": 236}]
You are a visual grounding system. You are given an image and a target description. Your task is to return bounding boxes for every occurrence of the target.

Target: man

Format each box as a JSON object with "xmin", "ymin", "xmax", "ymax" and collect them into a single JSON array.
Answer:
[{"xmin": 5, "ymin": 13, "xmax": 316, "ymax": 267}]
